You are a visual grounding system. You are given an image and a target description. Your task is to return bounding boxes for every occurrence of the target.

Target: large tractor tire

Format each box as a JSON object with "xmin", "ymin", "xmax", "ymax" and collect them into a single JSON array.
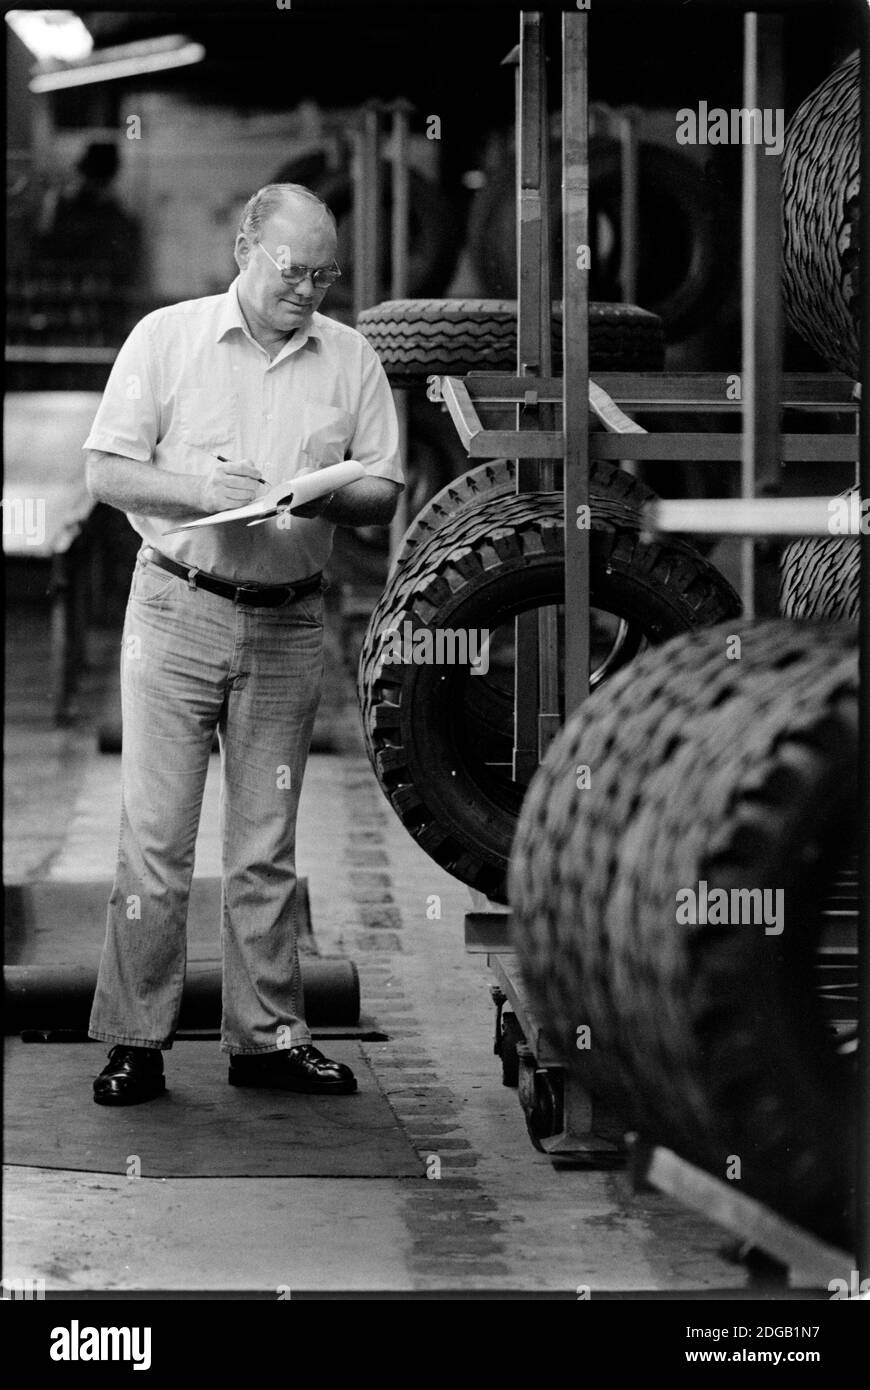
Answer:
[
  {"xmin": 509, "ymin": 619, "xmax": 858, "ymax": 1244},
  {"xmin": 782, "ymin": 51, "xmax": 860, "ymax": 378},
  {"xmin": 358, "ymin": 468, "xmax": 740, "ymax": 902},
  {"xmin": 780, "ymin": 486, "xmax": 860, "ymax": 623},
  {"xmin": 356, "ymin": 299, "xmax": 664, "ymax": 385}
]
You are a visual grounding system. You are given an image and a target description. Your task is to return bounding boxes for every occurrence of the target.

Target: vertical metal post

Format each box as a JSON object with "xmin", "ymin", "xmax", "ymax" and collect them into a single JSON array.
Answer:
[
  {"xmin": 513, "ymin": 12, "xmax": 546, "ymax": 783},
  {"xmin": 352, "ymin": 104, "xmax": 382, "ymax": 322},
  {"xmin": 856, "ymin": 1, "xmax": 870, "ymax": 1289},
  {"xmin": 619, "ymin": 107, "xmax": 639, "ymax": 305},
  {"xmin": 562, "ymin": 9, "xmax": 590, "ymax": 714},
  {"xmin": 351, "ymin": 133, "xmax": 366, "ymax": 325},
  {"xmin": 517, "ymin": 14, "xmax": 545, "ymax": 382},
  {"xmin": 390, "ymin": 101, "xmax": 411, "ymax": 299},
  {"xmin": 514, "ymin": 11, "xmax": 561, "ymax": 769},
  {"xmin": 389, "ymin": 100, "xmax": 412, "ymax": 561},
  {"xmin": 740, "ymin": 12, "xmax": 784, "ymax": 620},
  {"xmin": 535, "ymin": 28, "xmax": 561, "ymax": 760}
]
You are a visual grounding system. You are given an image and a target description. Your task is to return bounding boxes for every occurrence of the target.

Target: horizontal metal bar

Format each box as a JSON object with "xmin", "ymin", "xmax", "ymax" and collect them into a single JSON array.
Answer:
[
  {"xmin": 590, "ymin": 434, "xmax": 857, "ymax": 463},
  {"xmin": 461, "ymin": 430, "xmax": 857, "ymax": 462},
  {"xmin": 458, "ymin": 371, "xmax": 857, "ymax": 410},
  {"xmin": 467, "ymin": 429, "xmax": 565, "ymax": 457},
  {"xmin": 6, "ymin": 346, "xmax": 119, "ymax": 364},
  {"xmin": 645, "ymin": 496, "xmax": 864, "ymax": 537}
]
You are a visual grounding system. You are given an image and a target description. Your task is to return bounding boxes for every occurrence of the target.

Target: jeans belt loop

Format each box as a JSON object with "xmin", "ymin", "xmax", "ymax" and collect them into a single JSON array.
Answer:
[{"xmin": 187, "ymin": 567, "xmax": 199, "ymax": 591}]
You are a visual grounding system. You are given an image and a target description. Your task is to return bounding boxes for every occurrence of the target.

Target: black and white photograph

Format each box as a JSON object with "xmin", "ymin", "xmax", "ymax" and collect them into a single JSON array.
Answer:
[{"xmin": 3, "ymin": 0, "xmax": 869, "ymax": 1340}]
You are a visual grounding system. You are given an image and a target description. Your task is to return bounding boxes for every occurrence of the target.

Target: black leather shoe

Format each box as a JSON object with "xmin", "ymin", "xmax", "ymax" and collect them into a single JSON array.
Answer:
[
  {"xmin": 93, "ymin": 1045, "xmax": 166, "ymax": 1106},
  {"xmin": 228, "ymin": 1044, "xmax": 357, "ymax": 1094}
]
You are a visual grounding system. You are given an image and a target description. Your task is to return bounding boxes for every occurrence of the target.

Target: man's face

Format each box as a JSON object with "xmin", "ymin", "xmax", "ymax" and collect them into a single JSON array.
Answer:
[{"xmin": 235, "ymin": 199, "xmax": 337, "ymax": 337}]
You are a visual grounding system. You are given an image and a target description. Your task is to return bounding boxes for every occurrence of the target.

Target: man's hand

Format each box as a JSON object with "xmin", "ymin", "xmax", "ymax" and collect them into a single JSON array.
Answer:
[{"xmin": 200, "ymin": 457, "xmax": 265, "ymax": 513}]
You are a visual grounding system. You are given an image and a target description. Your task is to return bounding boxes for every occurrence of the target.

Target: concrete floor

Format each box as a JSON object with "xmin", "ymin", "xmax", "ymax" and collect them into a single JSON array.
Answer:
[{"xmin": 3, "ymin": 603, "xmax": 747, "ymax": 1295}]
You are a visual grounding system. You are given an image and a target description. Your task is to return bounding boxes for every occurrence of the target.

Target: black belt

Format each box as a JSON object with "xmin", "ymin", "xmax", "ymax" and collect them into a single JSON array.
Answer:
[{"xmin": 141, "ymin": 547, "xmax": 323, "ymax": 608}]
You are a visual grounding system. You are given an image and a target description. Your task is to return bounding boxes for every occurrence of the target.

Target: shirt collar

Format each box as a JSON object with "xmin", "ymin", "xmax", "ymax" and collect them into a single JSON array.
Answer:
[{"xmin": 216, "ymin": 277, "xmax": 322, "ymax": 354}]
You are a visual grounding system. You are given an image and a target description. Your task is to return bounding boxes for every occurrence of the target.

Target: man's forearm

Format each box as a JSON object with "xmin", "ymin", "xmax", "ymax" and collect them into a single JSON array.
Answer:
[
  {"xmin": 322, "ymin": 476, "xmax": 400, "ymax": 526},
  {"xmin": 86, "ymin": 451, "xmax": 207, "ymax": 520}
]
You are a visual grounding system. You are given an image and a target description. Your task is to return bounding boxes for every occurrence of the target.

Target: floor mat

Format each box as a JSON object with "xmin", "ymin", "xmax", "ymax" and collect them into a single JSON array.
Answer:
[{"xmin": 5, "ymin": 1040, "xmax": 421, "ymax": 1178}]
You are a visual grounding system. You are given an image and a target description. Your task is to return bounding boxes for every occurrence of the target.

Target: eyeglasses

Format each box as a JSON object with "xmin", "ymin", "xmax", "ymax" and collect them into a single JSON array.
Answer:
[{"xmin": 256, "ymin": 242, "xmax": 342, "ymax": 289}]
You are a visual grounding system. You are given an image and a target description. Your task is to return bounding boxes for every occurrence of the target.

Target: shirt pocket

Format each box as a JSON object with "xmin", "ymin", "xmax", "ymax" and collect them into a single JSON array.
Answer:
[
  {"xmin": 300, "ymin": 401, "xmax": 354, "ymax": 467},
  {"xmin": 176, "ymin": 388, "xmax": 238, "ymax": 451}
]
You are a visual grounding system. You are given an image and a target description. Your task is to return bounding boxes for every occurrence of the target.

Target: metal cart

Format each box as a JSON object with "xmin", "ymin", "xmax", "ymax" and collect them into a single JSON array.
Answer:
[{"xmin": 425, "ymin": 3, "xmax": 868, "ymax": 1289}]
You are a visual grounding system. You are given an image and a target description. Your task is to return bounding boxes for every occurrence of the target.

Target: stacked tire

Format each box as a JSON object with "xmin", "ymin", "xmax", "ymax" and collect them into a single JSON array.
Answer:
[
  {"xmin": 356, "ymin": 299, "xmax": 664, "ymax": 385},
  {"xmin": 782, "ymin": 51, "xmax": 861, "ymax": 379},
  {"xmin": 509, "ymin": 619, "xmax": 858, "ymax": 1244},
  {"xmin": 358, "ymin": 462, "xmax": 740, "ymax": 903},
  {"xmin": 780, "ymin": 485, "xmax": 860, "ymax": 623},
  {"xmin": 465, "ymin": 136, "xmax": 736, "ymax": 341}
]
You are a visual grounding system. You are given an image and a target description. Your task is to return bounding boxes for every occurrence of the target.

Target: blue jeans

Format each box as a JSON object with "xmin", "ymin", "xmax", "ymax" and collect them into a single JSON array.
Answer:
[{"xmin": 89, "ymin": 549, "xmax": 324, "ymax": 1054}]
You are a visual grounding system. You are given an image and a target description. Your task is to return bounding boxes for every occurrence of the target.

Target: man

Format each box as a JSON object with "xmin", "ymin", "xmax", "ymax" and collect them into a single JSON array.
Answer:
[{"xmin": 84, "ymin": 183, "xmax": 403, "ymax": 1104}]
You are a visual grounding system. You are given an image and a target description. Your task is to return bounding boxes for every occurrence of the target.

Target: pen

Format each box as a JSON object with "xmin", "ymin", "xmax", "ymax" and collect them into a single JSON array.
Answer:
[{"xmin": 215, "ymin": 454, "xmax": 266, "ymax": 485}]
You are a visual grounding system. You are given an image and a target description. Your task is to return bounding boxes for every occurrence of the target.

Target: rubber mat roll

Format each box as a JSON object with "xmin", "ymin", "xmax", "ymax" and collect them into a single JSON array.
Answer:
[{"xmin": 4, "ymin": 958, "xmax": 361, "ymax": 1032}]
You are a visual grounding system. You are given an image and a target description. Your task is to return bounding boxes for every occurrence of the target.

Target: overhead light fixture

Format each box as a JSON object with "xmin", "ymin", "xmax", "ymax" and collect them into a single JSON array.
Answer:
[
  {"xmin": 27, "ymin": 33, "xmax": 205, "ymax": 94},
  {"xmin": 6, "ymin": 10, "xmax": 93, "ymax": 64}
]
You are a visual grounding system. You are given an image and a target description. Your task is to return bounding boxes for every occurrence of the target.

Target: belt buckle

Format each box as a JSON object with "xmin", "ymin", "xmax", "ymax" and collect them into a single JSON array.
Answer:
[{"xmin": 234, "ymin": 583, "xmax": 262, "ymax": 605}]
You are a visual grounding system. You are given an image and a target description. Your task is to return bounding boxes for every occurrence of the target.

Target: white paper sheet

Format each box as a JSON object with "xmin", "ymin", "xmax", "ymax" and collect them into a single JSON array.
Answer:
[{"xmin": 163, "ymin": 459, "xmax": 365, "ymax": 533}]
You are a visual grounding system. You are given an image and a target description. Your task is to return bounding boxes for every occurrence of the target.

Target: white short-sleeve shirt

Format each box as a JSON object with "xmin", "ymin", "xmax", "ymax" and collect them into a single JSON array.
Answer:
[{"xmin": 83, "ymin": 277, "xmax": 404, "ymax": 583}]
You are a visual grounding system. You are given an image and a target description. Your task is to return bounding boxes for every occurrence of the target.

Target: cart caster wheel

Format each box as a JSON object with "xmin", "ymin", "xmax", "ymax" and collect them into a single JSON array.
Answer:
[
  {"xmin": 499, "ymin": 1011, "xmax": 524, "ymax": 1088},
  {"xmin": 517, "ymin": 1044, "xmax": 564, "ymax": 1150}
]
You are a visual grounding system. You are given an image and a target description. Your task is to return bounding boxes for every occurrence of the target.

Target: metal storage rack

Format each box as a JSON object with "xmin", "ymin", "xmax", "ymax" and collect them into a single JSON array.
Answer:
[{"xmin": 429, "ymin": 4, "xmax": 868, "ymax": 1287}]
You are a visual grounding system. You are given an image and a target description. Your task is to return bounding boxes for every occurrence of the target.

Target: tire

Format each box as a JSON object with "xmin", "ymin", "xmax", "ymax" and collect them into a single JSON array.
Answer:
[
  {"xmin": 780, "ymin": 487, "xmax": 860, "ymax": 623},
  {"xmin": 393, "ymin": 459, "xmax": 727, "ymax": 769},
  {"xmin": 782, "ymin": 51, "xmax": 860, "ymax": 378},
  {"xmin": 358, "ymin": 467, "xmax": 741, "ymax": 902},
  {"xmin": 509, "ymin": 619, "xmax": 858, "ymax": 1243},
  {"xmin": 392, "ymin": 458, "xmax": 515, "ymax": 574},
  {"xmin": 356, "ymin": 298, "xmax": 664, "ymax": 385},
  {"xmin": 467, "ymin": 137, "xmax": 734, "ymax": 340}
]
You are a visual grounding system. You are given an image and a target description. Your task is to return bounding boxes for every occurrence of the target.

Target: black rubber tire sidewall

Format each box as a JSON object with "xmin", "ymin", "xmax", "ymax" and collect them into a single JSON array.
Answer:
[{"xmin": 362, "ymin": 496, "xmax": 740, "ymax": 901}]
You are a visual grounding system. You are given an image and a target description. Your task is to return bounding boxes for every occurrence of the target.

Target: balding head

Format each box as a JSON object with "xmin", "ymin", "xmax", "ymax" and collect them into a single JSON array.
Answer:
[{"xmin": 238, "ymin": 183, "xmax": 337, "ymax": 247}]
